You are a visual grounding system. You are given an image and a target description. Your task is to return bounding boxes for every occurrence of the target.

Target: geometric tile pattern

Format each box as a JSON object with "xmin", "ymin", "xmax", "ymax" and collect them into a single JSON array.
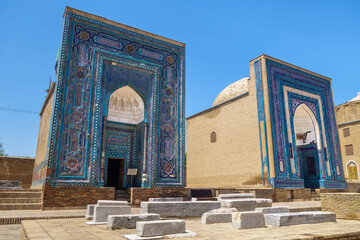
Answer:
[
  {"xmin": 42, "ymin": 10, "xmax": 185, "ymax": 188},
  {"xmin": 263, "ymin": 59, "xmax": 346, "ymax": 189}
]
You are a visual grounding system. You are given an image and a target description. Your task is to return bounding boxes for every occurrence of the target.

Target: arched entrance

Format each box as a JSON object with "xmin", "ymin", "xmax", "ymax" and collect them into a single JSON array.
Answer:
[
  {"xmin": 293, "ymin": 104, "xmax": 321, "ymax": 188},
  {"xmin": 347, "ymin": 161, "xmax": 359, "ymax": 180},
  {"xmin": 104, "ymin": 86, "xmax": 145, "ymax": 189}
]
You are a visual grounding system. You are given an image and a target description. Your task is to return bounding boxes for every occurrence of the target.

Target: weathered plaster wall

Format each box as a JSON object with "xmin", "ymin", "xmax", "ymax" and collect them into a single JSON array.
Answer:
[
  {"xmin": 32, "ymin": 88, "xmax": 54, "ymax": 188},
  {"xmin": 186, "ymin": 76, "xmax": 261, "ymax": 188},
  {"xmin": 0, "ymin": 156, "xmax": 35, "ymax": 188}
]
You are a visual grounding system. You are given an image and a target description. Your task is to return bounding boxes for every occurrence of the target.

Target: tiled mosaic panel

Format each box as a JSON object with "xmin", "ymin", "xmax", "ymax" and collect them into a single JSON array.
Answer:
[
  {"xmin": 46, "ymin": 11, "xmax": 185, "ymax": 187},
  {"xmin": 265, "ymin": 59, "xmax": 344, "ymax": 183}
]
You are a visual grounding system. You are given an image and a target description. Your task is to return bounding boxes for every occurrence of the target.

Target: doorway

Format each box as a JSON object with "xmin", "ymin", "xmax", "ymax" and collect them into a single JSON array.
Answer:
[
  {"xmin": 107, "ymin": 158, "xmax": 125, "ymax": 189},
  {"xmin": 293, "ymin": 103, "xmax": 321, "ymax": 188}
]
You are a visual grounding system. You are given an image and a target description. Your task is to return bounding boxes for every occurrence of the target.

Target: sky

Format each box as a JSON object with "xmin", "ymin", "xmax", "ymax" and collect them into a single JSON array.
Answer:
[{"xmin": 0, "ymin": 0, "xmax": 359, "ymax": 157}]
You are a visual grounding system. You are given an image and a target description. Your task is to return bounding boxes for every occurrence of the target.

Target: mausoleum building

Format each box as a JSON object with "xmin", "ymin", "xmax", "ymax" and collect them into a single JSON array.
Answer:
[
  {"xmin": 32, "ymin": 7, "xmax": 185, "ymax": 207},
  {"xmin": 335, "ymin": 93, "xmax": 360, "ymax": 181},
  {"xmin": 187, "ymin": 55, "xmax": 347, "ymax": 190}
]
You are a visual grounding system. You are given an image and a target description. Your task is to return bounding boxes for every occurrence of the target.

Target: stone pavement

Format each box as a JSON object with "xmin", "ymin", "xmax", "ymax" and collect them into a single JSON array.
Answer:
[
  {"xmin": 20, "ymin": 218, "xmax": 360, "ymax": 240},
  {"xmin": 0, "ymin": 209, "xmax": 87, "ymax": 225},
  {"xmin": 0, "ymin": 224, "xmax": 21, "ymax": 240}
]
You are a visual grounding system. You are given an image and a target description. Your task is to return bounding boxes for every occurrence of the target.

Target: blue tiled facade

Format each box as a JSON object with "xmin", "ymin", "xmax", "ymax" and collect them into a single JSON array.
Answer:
[
  {"xmin": 254, "ymin": 57, "xmax": 347, "ymax": 189},
  {"xmin": 34, "ymin": 9, "xmax": 185, "ymax": 188}
]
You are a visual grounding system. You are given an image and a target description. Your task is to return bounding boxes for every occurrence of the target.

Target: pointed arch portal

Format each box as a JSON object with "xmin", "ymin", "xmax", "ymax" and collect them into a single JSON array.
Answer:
[{"xmin": 293, "ymin": 104, "xmax": 321, "ymax": 188}]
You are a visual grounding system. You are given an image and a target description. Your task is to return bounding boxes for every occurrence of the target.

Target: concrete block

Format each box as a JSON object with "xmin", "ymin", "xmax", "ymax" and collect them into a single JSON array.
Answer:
[
  {"xmin": 85, "ymin": 204, "xmax": 96, "ymax": 220},
  {"xmin": 93, "ymin": 205, "xmax": 131, "ymax": 222},
  {"xmin": 265, "ymin": 211, "xmax": 336, "ymax": 227},
  {"xmin": 217, "ymin": 193, "xmax": 254, "ymax": 200},
  {"xmin": 97, "ymin": 200, "xmax": 128, "ymax": 206},
  {"xmin": 232, "ymin": 211, "xmax": 265, "ymax": 229},
  {"xmin": 136, "ymin": 220, "xmax": 185, "ymax": 237},
  {"xmin": 255, "ymin": 198, "xmax": 272, "ymax": 208},
  {"xmin": 221, "ymin": 199, "xmax": 257, "ymax": 212},
  {"xmin": 201, "ymin": 209, "xmax": 237, "ymax": 224},
  {"xmin": 140, "ymin": 201, "xmax": 221, "ymax": 218},
  {"xmin": 255, "ymin": 207, "xmax": 289, "ymax": 214},
  {"xmin": 148, "ymin": 197, "xmax": 183, "ymax": 202},
  {"xmin": 107, "ymin": 214, "xmax": 160, "ymax": 229}
]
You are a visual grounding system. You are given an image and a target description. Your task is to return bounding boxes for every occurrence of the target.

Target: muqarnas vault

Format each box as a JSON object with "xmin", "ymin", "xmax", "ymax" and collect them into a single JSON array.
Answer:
[
  {"xmin": 187, "ymin": 55, "xmax": 347, "ymax": 189},
  {"xmin": 32, "ymin": 7, "xmax": 186, "ymax": 201}
]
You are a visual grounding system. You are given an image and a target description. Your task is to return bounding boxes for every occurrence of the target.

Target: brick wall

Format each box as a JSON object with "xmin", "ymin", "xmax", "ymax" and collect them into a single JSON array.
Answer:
[
  {"xmin": 130, "ymin": 187, "xmax": 189, "ymax": 205},
  {"xmin": 272, "ymin": 188, "xmax": 311, "ymax": 202},
  {"xmin": 41, "ymin": 186, "xmax": 115, "ymax": 210},
  {"xmin": 0, "ymin": 157, "xmax": 35, "ymax": 188},
  {"xmin": 321, "ymin": 193, "xmax": 360, "ymax": 220},
  {"xmin": 186, "ymin": 76, "xmax": 262, "ymax": 188}
]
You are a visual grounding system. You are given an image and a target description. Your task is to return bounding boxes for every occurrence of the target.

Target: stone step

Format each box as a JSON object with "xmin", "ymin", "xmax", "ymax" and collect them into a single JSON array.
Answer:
[
  {"xmin": 115, "ymin": 191, "xmax": 129, "ymax": 197},
  {"xmin": 0, "ymin": 203, "xmax": 42, "ymax": 210},
  {"xmin": 0, "ymin": 189, "xmax": 42, "ymax": 193},
  {"xmin": 0, "ymin": 192, "xmax": 42, "ymax": 199},
  {"xmin": 0, "ymin": 198, "xmax": 41, "ymax": 204},
  {"xmin": 115, "ymin": 190, "xmax": 130, "ymax": 201},
  {"xmin": 116, "ymin": 198, "xmax": 130, "ymax": 202}
]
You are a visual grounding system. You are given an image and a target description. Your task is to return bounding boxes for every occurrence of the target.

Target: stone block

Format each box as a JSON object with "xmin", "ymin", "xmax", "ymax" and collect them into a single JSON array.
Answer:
[
  {"xmin": 264, "ymin": 211, "xmax": 336, "ymax": 227},
  {"xmin": 140, "ymin": 201, "xmax": 221, "ymax": 218},
  {"xmin": 148, "ymin": 197, "xmax": 183, "ymax": 202},
  {"xmin": 93, "ymin": 205, "xmax": 131, "ymax": 222},
  {"xmin": 85, "ymin": 204, "xmax": 96, "ymax": 220},
  {"xmin": 107, "ymin": 214, "xmax": 160, "ymax": 229},
  {"xmin": 136, "ymin": 220, "xmax": 186, "ymax": 237},
  {"xmin": 0, "ymin": 180, "xmax": 22, "ymax": 189},
  {"xmin": 254, "ymin": 198, "xmax": 272, "ymax": 208},
  {"xmin": 201, "ymin": 208, "xmax": 237, "ymax": 224},
  {"xmin": 255, "ymin": 207, "xmax": 289, "ymax": 214},
  {"xmin": 97, "ymin": 200, "xmax": 128, "ymax": 206},
  {"xmin": 217, "ymin": 193, "xmax": 254, "ymax": 200},
  {"xmin": 232, "ymin": 211, "xmax": 265, "ymax": 229},
  {"xmin": 221, "ymin": 199, "xmax": 257, "ymax": 212}
]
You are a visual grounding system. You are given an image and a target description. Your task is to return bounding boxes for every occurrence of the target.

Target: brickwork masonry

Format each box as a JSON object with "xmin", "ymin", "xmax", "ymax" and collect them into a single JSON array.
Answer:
[
  {"xmin": 321, "ymin": 193, "xmax": 360, "ymax": 220},
  {"xmin": 41, "ymin": 186, "xmax": 115, "ymax": 210}
]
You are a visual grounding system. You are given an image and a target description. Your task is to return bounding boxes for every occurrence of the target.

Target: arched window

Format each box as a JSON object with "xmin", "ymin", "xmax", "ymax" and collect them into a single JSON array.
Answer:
[
  {"xmin": 210, "ymin": 132, "xmax": 216, "ymax": 143},
  {"xmin": 347, "ymin": 160, "xmax": 359, "ymax": 180}
]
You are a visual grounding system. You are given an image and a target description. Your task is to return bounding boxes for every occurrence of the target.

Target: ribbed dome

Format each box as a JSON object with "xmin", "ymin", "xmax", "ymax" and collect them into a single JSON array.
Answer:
[
  {"xmin": 349, "ymin": 92, "xmax": 360, "ymax": 102},
  {"xmin": 212, "ymin": 77, "xmax": 249, "ymax": 106}
]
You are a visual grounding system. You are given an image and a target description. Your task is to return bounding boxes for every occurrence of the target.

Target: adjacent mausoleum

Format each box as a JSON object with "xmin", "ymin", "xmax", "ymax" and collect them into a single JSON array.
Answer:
[
  {"xmin": 335, "ymin": 93, "xmax": 360, "ymax": 181},
  {"xmin": 187, "ymin": 55, "xmax": 347, "ymax": 190}
]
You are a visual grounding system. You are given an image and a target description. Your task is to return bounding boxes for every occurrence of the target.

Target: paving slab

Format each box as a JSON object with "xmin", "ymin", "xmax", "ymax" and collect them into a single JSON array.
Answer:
[{"xmin": 19, "ymin": 217, "xmax": 360, "ymax": 239}]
